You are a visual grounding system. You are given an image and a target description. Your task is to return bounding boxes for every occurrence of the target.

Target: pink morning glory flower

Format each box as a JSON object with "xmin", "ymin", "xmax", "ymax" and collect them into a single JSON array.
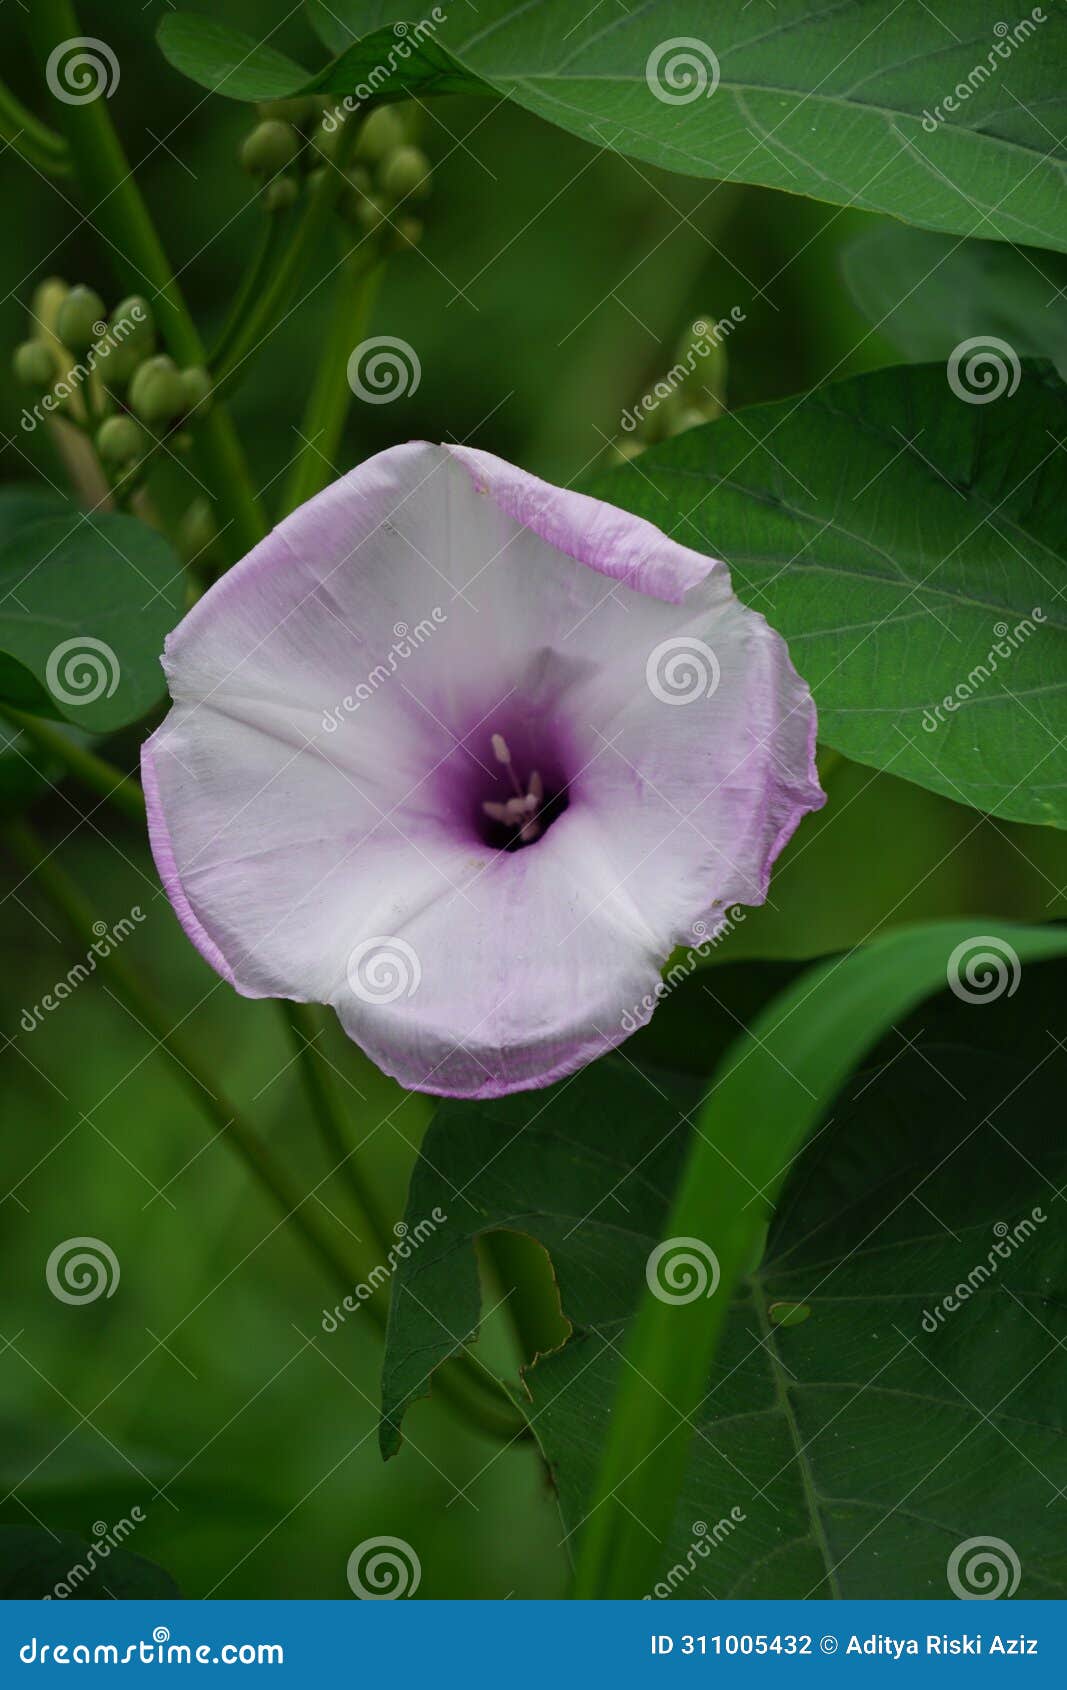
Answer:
[{"xmin": 142, "ymin": 444, "xmax": 823, "ymax": 1099}]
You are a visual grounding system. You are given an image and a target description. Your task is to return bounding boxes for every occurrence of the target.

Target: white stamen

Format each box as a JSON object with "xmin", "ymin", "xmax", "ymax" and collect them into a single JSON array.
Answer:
[
  {"xmin": 491, "ymin": 733, "xmax": 511, "ymax": 765},
  {"xmin": 528, "ymin": 770, "xmax": 543, "ymax": 803}
]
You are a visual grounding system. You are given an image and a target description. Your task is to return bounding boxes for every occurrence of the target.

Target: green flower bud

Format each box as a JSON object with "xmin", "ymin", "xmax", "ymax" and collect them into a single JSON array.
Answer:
[
  {"xmin": 310, "ymin": 119, "xmax": 343, "ymax": 162},
  {"xmin": 263, "ymin": 175, "xmax": 300, "ymax": 212},
  {"xmin": 56, "ymin": 284, "xmax": 106, "ymax": 354},
  {"xmin": 353, "ymin": 104, "xmax": 405, "ymax": 164},
  {"xmin": 128, "ymin": 354, "xmax": 187, "ymax": 427},
  {"xmin": 180, "ymin": 497, "xmax": 217, "ymax": 561},
  {"xmin": 31, "ymin": 276, "xmax": 69, "ymax": 337},
  {"xmin": 256, "ymin": 96, "xmax": 315, "ymax": 126},
  {"xmin": 97, "ymin": 294, "xmax": 155, "ymax": 387},
  {"xmin": 241, "ymin": 119, "xmax": 300, "ymax": 178},
  {"xmin": 96, "ymin": 414, "xmax": 146, "ymax": 467},
  {"xmin": 379, "ymin": 145, "xmax": 432, "ymax": 202},
  {"xmin": 14, "ymin": 340, "xmax": 57, "ymax": 391},
  {"xmin": 391, "ymin": 215, "xmax": 423, "ymax": 252},
  {"xmin": 179, "ymin": 365, "xmax": 213, "ymax": 414},
  {"xmin": 354, "ymin": 193, "xmax": 388, "ymax": 233}
]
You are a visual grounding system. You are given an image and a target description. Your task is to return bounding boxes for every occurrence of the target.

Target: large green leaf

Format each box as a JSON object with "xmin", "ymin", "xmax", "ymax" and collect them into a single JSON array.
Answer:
[
  {"xmin": 157, "ymin": 15, "xmax": 485, "ymax": 104},
  {"xmin": 304, "ymin": 0, "xmax": 1067, "ymax": 254},
  {"xmin": 0, "ymin": 1525, "xmax": 180, "ymax": 1599},
  {"xmin": 585, "ymin": 361, "xmax": 1067, "ymax": 829},
  {"xmin": 382, "ymin": 930, "xmax": 1067, "ymax": 1597},
  {"xmin": 575, "ymin": 920, "xmax": 1067, "ymax": 1597},
  {"xmin": 0, "ymin": 513, "xmax": 182, "ymax": 733},
  {"xmin": 843, "ymin": 228, "xmax": 1067, "ymax": 378}
]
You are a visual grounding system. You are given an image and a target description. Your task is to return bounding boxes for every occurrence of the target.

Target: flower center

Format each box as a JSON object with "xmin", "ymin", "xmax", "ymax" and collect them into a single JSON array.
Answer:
[{"xmin": 479, "ymin": 732, "xmax": 567, "ymax": 851}]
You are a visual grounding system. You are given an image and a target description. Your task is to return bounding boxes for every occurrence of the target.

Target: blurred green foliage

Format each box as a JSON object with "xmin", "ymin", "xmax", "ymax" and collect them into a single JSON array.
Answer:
[{"xmin": 2, "ymin": 1, "xmax": 1065, "ymax": 1599}]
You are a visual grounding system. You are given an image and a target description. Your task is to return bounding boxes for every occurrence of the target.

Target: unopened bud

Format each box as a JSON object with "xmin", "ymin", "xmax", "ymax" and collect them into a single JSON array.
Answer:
[
  {"xmin": 380, "ymin": 145, "xmax": 431, "ymax": 202},
  {"xmin": 14, "ymin": 340, "xmax": 57, "ymax": 391},
  {"xmin": 354, "ymin": 105, "xmax": 405, "ymax": 164},
  {"xmin": 128, "ymin": 354, "xmax": 186, "ymax": 427},
  {"xmin": 56, "ymin": 284, "xmax": 106, "ymax": 354},
  {"xmin": 31, "ymin": 276, "xmax": 69, "ymax": 337},
  {"xmin": 263, "ymin": 175, "xmax": 300, "ymax": 212},
  {"xmin": 179, "ymin": 365, "xmax": 212, "ymax": 414},
  {"xmin": 391, "ymin": 215, "xmax": 423, "ymax": 252},
  {"xmin": 99, "ymin": 295, "xmax": 155, "ymax": 386},
  {"xmin": 241, "ymin": 119, "xmax": 300, "ymax": 178},
  {"xmin": 96, "ymin": 414, "xmax": 146, "ymax": 467}
]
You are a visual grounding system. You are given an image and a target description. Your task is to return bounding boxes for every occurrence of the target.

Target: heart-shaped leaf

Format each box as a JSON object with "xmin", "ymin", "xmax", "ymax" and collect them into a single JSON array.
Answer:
[
  {"xmin": 0, "ymin": 513, "xmax": 182, "ymax": 734},
  {"xmin": 587, "ymin": 361, "xmax": 1067, "ymax": 829}
]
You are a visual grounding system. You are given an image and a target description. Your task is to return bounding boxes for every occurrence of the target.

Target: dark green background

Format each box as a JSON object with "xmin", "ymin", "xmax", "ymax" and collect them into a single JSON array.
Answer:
[{"xmin": 2, "ymin": 0, "xmax": 1066, "ymax": 1598}]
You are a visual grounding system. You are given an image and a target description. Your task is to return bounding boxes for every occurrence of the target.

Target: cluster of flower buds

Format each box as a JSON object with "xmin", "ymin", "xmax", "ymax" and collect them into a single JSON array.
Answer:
[
  {"xmin": 611, "ymin": 315, "xmax": 730, "ymax": 463},
  {"xmin": 239, "ymin": 96, "xmax": 319, "ymax": 211},
  {"xmin": 239, "ymin": 95, "xmax": 432, "ymax": 252},
  {"xmin": 13, "ymin": 276, "xmax": 212, "ymax": 475},
  {"xmin": 338, "ymin": 104, "xmax": 432, "ymax": 251}
]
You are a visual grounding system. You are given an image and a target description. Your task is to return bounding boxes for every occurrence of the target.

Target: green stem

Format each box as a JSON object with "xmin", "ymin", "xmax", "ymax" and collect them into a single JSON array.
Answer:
[
  {"xmin": 0, "ymin": 706, "xmax": 145, "ymax": 825},
  {"xmin": 3, "ymin": 817, "xmax": 526, "ymax": 1444},
  {"xmin": 280, "ymin": 256, "xmax": 383, "ymax": 516},
  {"xmin": 208, "ymin": 209, "xmax": 292, "ymax": 374},
  {"xmin": 0, "ymin": 75, "xmax": 69, "ymax": 175},
  {"xmin": 25, "ymin": 0, "xmax": 265, "ymax": 563},
  {"xmin": 213, "ymin": 137, "xmax": 360, "ymax": 399},
  {"xmin": 1, "ymin": 817, "xmax": 362, "ymax": 1294},
  {"xmin": 281, "ymin": 1001, "xmax": 393, "ymax": 1258}
]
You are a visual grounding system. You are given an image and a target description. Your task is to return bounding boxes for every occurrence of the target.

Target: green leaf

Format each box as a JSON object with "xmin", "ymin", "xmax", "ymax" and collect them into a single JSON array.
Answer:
[
  {"xmin": 574, "ymin": 920, "xmax": 1067, "ymax": 1597},
  {"xmin": 585, "ymin": 361, "xmax": 1067, "ymax": 829},
  {"xmin": 157, "ymin": 14, "xmax": 486, "ymax": 104},
  {"xmin": 0, "ymin": 513, "xmax": 182, "ymax": 733},
  {"xmin": 0, "ymin": 1525, "xmax": 180, "ymax": 1599},
  {"xmin": 843, "ymin": 227, "xmax": 1067, "ymax": 380},
  {"xmin": 381, "ymin": 929, "xmax": 1067, "ymax": 1596},
  {"xmin": 156, "ymin": 17, "xmax": 314, "ymax": 100},
  {"xmin": 308, "ymin": 0, "xmax": 1067, "ymax": 253}
]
